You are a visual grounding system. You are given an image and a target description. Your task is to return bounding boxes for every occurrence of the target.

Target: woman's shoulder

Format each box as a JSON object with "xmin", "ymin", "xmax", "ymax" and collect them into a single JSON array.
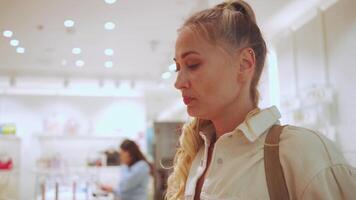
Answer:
[
  {"xmin": 279, "ymin": 125, "xmax": 346, "ymax": 166},
  {"xmin": 278, "ymin": 125, "xmax": 351, "ymax": 189},
  {"xmin": 134, "ymin": 160, "xmax": 149, "ymax": 167}
]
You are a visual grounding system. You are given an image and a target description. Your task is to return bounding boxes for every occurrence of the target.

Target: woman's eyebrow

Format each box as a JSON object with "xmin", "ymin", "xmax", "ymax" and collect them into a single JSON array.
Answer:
[{"xmin": 174, "ymin": 51, "xmax": 200, "ymax": 61}]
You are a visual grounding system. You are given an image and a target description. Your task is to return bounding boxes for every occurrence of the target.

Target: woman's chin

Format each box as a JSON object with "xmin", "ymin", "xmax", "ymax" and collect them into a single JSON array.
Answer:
[
  {"xmin": 187, "ymin": 107, "xmax": 206, "ymax": 119},
  {"xmin": 187, "ymin": 106, "xmax": 197, "ymax": 117}
]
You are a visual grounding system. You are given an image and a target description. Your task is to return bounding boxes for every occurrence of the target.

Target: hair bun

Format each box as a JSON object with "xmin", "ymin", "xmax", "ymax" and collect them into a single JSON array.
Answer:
[{"xmin": 220, "ymin": 0, "xmax": 257, "ymax": 23}]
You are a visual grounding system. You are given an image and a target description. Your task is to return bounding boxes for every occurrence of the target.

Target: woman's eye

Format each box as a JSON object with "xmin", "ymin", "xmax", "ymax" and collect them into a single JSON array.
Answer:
[
  {"xmin": 187, "ymin": 64, "xmax": 199, "ymax": 69},
  {"xmin": 174, "ymin": 62, "xmax": 200, "ymax": 72}
]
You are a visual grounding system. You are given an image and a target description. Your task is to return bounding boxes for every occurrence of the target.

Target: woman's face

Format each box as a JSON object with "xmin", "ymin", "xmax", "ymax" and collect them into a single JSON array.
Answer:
[
  {"xmin": 174, "ymin": 28, "xmax": 244, "ymax": 120},
  {"xmin": 119, "ymin": 149, "xmax": 132, "ymax": 165}
]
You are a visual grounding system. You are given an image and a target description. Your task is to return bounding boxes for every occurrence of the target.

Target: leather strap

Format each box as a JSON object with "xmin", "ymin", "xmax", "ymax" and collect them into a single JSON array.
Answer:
[{"xmin": 264, "ymin": 125, "xmax": 290, "ymax": 200}]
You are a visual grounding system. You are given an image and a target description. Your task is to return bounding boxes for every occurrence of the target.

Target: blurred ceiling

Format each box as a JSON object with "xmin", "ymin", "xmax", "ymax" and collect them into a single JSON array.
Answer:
[{"xmin": 0, "ymin": 0, "xmax": 195, "ymax": 80}]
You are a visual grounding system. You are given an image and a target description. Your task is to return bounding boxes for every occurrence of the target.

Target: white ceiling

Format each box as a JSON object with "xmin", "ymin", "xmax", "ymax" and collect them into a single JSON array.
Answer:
[
  {"xmin": 0, "ymin": 0, "xmax": 336, "ymax": 120},
  {"xmin": 0, "ymin": 0, "xmax": 197, "ymax": 80}
]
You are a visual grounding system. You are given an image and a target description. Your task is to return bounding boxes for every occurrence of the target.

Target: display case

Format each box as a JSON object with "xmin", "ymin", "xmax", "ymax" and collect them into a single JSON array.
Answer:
[
  {"xmin": 34, "ymin": 134, "xmax": 123, "ymax": 200},
  {"xmin": 34, "ymin": 166, "xmax": 119, "ymax": 200}
]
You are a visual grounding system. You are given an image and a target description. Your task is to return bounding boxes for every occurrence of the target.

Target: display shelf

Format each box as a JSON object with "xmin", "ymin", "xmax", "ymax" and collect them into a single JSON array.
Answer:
[
  {"xmin": 34, "ymin": 166, "xmax": 120, "ymax": 174},
  {"xmin": 34, "ymin": 166, "xmax": 119, "ymax": 200},
  {"xmin": 0, "ymin": 135, "xmax": 20, "ymax": 141},
  {"xmin": 37, "ymin": 135, "xmax": 122, "ymax": 141},
  {"xmin": 0, "ymin": 168, "xmax": 20, "ymax": 175}
]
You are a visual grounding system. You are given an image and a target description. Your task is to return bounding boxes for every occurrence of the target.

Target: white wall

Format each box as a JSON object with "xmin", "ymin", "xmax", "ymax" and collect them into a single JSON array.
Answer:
[
  {"xmin": 324, "ymin": 0, "xmax": 356, "ymax": 166},
  {"xmin": 0, "ymin": 95, "xmax": 146, "ymax": 137},
  {"xmin": 274, "ymin": 0, "xmax": 356, "ymax": 166}
]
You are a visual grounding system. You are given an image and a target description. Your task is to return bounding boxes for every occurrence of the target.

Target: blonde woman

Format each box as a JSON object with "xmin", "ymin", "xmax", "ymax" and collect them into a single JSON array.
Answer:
[{"xmin": 166, "ymin": 0, "xmax": 356, "ymax": 199}]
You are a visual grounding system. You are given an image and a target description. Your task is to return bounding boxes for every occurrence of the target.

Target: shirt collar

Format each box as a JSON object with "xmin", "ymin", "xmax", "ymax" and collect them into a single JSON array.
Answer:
[
  {"xmin": 199, "ymin": 106, "xmax": 281, "ymax": 143},
  {"xmin": 238, "ymin": 106, "xmax": 281, "ymax": 142}
]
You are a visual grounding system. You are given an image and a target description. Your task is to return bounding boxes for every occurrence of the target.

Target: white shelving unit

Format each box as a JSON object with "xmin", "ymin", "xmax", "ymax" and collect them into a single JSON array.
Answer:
[
  {"xmin": 37, "ymin": 135, "xmax": 123, "ymax": 141},
  {"xmin": 35, "ymin": 134, "xmax": 123, "ymax": 166},
  {"xmin": 34, "ymin": 166, "xmax": 120, "ymax": 200},
  {"xmin": 33, "ymin": 134, "xmax": 122, "ymax": 200}
]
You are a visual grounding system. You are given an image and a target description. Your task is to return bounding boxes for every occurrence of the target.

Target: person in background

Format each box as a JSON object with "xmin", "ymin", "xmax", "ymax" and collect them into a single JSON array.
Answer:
[
  {"xmin": 166, "ymin": 0, "xmax": 356, "ymax": 199},
  {"xmin": 100, "ymin": 139, "xmax": 153, "ymax": 200}
]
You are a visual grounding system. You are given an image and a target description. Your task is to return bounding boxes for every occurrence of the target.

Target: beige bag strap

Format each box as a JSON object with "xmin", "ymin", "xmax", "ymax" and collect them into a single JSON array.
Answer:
[{"xmin": 264, "ymin": 125, "xmax": 290, "ymax": 200}]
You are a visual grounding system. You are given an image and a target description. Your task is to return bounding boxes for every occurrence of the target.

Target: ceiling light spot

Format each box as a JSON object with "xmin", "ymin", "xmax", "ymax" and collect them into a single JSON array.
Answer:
[
  {"xmin": 72, "ymin": 48, "xmax": 82, "ymax": 55},
  {"xmin": 105, "ymin": 61, "xmax": 113, "ymax": 68},
  {"xmin": 75, "ymin": 60, "xmax": 85, "ymax": 67},
  {"xmin": 3, "ymin": 30, "xmax": 13, "ymax": 38},
  {"xmin": 104, "ymin": 48, "xmax": 114, "ymax": 56},
  {"xmin": 104, "ymin": 22, "xmax": 115, "ymax": 30},
  {"xmin": 16, "ymin": 47, "xmax": 25, "ymax": 54},
  {"xmin": 10, "ymin": 39, "xmax": 19, "ymax": 47},
  {"xmin": 104, "ymin": 0, "xmax": 117, "ymax": 4},
  {"xmin": 64, "ymin": 20, "xmax": 75, "ymax": 28}
]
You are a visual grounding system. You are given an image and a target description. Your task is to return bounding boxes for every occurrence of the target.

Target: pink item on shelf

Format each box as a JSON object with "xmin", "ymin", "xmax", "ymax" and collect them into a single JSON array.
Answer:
[{"xmin": 0, "ymin": 159, "xmax": 13, "ymax": 170}]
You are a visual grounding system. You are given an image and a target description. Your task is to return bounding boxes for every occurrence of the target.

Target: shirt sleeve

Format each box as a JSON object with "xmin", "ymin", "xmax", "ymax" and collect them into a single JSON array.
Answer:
[
  {"xmin": 301, "ymin": 164, "xmax": 356, "ymax": 200},
  {"xmin": 113, "ymin": 161, "xmax": 150, "ymax": 197}
]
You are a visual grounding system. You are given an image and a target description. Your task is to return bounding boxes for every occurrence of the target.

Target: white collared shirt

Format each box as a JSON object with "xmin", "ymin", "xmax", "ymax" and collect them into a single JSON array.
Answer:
[{"xmin": 184, "ymin": 106, "xmax": 356, "ymax": 200}]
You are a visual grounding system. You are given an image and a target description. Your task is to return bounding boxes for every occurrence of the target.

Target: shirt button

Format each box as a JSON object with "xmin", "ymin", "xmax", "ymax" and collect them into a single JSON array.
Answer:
[{"xmin": 217, "ymin": 158, "xmax": 223, "ymax": 164}]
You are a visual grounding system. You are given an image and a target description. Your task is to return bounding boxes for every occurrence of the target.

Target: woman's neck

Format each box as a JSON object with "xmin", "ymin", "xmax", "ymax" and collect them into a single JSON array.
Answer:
[{"xmin": 212, "ymin": 101, "xmax": 255, "ymax": 139}]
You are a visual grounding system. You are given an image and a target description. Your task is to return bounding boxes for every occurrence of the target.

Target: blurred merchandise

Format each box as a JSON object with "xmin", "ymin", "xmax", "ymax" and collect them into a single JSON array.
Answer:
[
  {"xmin": 42, "ymin": 113, "xmax": 65, "ymax": 136},
  {"xmin": 0, "ymin": 136, "xmax": 20, "ymax": 200},
  {"xmin": 36, "ymin": 153, "xmax": 65, "ymax": 169},
  {"xmin": 87, "ymin": 153, "xmax": 104, "ymax": 167},
  {"xmin": 35, "ymin": 167, "xmax": 118, "ymax": 200},
  {"xmin": 92, "ymin": 187, "xmax": 110, "ymax": 198},
  {"xmin": 0, "ymin": 153, "xmax": 13, "ymax": 170},
  {"xmin": 64, "ymin": 118, "xmax": 80, "ymax": 136},
  {"xmin": 0, "ymin": 123, "xmax": 16, "ymax": 135},
  {"xmin": 86, "ymin": 149, "xmax": 120, "ymax": 167},
  {"xmin": 104, "ymin": 150, "xmax": 120, "ymax": 166}
]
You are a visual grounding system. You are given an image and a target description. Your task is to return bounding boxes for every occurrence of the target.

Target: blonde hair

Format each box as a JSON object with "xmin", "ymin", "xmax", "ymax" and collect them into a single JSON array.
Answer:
[
  {"xmin": 166, "ymin": 0, "xmax": 266, "ymax": 199},
  {"xmin": 166, "ymin": 118, "xmax": 211, "ymax": 199}
]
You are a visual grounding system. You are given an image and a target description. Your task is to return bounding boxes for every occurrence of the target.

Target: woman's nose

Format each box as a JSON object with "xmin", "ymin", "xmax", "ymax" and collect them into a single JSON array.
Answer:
[{"xmin": 174, "ymin": 71, "xmax": 190, "ymax": 90}]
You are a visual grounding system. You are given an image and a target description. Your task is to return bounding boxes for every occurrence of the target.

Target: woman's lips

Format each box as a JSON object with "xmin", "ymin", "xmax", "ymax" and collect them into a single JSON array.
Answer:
[{"xmin": 183, "ymin": 97, "xmax": 194, "ymax": 105}]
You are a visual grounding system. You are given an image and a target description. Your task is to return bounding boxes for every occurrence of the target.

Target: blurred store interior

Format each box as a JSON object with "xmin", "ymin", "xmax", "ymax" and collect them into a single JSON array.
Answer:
[{"xmin": 0, "ymin": 0, "xmax": 356, "ymax": 199}]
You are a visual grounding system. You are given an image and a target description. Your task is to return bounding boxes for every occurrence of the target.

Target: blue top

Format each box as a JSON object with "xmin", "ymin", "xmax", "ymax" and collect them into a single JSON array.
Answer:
[{"xmin": 113, "ymin": 160, "xmax": 150, "ymax": 200}]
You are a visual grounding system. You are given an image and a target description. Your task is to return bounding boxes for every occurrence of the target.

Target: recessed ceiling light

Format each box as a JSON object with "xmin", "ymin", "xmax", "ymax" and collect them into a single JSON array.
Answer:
[
  {"xmin": 104, "ymin": 22, "xmax": 115, "ymax": 30},
  {"xmin": 75, "ymin": 60, "xmax": 85, "ymax": 67},
  {"xmin": 10, "ymin": 39, "xmax": 19, "ymax": 47},
  {"xmin": 168, "ymin": 63, "xmax": 176, "ymax": 72},
  {"xmin": 16, "ymin": 47, "xmax": 25, "ymax": 54},
  {"xmin": 104, "ymin": 0, "xmax": 117, "ymax": 4},
  {"xmin": 3, "ymin": 30, "xmax": 13, "ymax": 38},
  {"xmin": 72, "ymin": 48, "xmax": 82, "ymax": 54},
  {"xmin": 104, "ymin": 48, "xmax": 114, "ymax": 56},
  {"xmin": 161, "ymin": 72, "xmax": 171, "ymax": 80},
  {"xmin": 64, "ymin": 20, "xmax": 75, "ymax": 28},
  {"xmin": 105, "ymin": 61, "xmax": 113, "ymax": 68}
]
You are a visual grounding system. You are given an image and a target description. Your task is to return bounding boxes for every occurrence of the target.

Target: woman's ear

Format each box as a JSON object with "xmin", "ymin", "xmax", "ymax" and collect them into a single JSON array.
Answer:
[{"xmin": 237, "ymin": 48, "xmax": 256, "ymax": 82}]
